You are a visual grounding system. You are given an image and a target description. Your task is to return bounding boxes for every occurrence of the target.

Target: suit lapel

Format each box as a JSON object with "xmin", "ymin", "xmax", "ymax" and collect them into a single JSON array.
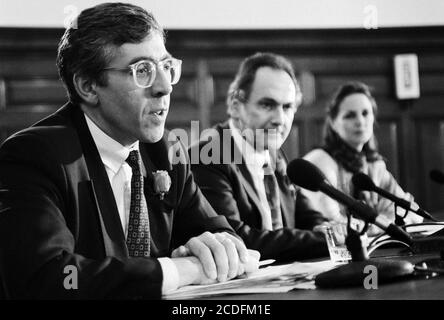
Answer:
[
  {"xmin": 275, "ymin": 152, "xmax": 296, "ymax": 228},
  {"xmin": 217, "ymin": 123, "xmax": 270, "ymax": 226},
  {"xmin": 140, "ymin": 135, "xmax": 174, "ymax": 208},
  {"xmin": 276, "ymin": 171, "xmax": 294, "ymax": 227},
  {"xmin": 139, "ymin": 136, "xmax": 176, "ymax": 257},
  {"xmin": 70, "ymin": 105, "xmax": 128, "ymax": 259},
  {"xmin": 236, "ymin": 163, "xmax": 271, "ymax": 226}
]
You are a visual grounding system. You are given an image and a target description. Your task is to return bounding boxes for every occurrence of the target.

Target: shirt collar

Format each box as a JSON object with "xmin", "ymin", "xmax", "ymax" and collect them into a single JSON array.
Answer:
[
  {"xmin": 84, "ymin": 113, "xmax": 139, "ymax": 174},
  {"xmin": 228, "ymin": 119, "xmax": 270, "ymax": 170}
]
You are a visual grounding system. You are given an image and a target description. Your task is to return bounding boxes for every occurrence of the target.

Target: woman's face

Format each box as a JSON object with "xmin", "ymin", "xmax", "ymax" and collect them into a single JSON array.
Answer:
[{"xmin": 331, "ymin": 93, "xmax": 375, "ymax": 151}]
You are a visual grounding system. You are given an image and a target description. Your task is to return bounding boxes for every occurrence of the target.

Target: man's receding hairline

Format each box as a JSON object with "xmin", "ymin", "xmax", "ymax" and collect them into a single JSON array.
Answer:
[{"xmin": 247, "ymin": 66, "xmax": 298, "ymax": 99}]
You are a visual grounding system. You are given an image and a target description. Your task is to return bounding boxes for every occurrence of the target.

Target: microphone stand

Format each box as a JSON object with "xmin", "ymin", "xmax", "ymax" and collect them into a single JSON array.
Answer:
[
  {"xmin": 345, "ymin": 212, "xmax": 369, "ymax": 262},
  {"xmin": 315, "ymin": 210, "xmax": 415, "ymax": 288},
  {"xmin": 394, "ymin": 203, "xmax": 407, "ymax": 226}
]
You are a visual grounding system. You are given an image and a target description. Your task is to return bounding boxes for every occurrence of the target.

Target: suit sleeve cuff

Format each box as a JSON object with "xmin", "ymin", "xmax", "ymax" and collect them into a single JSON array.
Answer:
[{"xmin": 158, "ymin": 257, "xmax": 180, "ymax": 294}]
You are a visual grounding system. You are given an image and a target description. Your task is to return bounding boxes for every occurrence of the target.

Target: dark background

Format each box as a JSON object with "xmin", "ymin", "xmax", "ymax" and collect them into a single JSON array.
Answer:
[{"xmin": 1, "ymin": 26, "xmax": 443, "ymax": 212}]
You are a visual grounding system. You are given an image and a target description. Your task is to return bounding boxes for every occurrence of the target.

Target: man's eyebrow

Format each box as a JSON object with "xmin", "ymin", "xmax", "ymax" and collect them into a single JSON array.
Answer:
[
  {"xmin": 127, "ymin": 53, "xmax": 172, "ymax": 65},
  {"xmin": 259, "ymin": 97, "xmax": 297, "ymax": 106},
  {"xmin": 258, "ymin": 97, "xmax": 279, "ymax": 104}
]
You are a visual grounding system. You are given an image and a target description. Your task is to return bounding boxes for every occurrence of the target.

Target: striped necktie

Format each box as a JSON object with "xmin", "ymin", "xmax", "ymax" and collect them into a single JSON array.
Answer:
[{"xmin": 263, "ymin": 163, "xmax": 283, "ymax": 230}]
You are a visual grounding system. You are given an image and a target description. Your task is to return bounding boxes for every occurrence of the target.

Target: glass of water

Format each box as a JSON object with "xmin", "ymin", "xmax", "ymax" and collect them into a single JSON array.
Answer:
[{"xmin": 324, "ymin": 225, "xmax": 352, "ymax": 263}]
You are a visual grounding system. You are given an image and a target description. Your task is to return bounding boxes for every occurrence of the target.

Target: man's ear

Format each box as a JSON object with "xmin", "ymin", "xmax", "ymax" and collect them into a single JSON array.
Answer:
[
  {"xmin": 227, "ymin": 97, "xmax": 243, "ymax": 119},
  {"xmin": 73, "ymin": 73, "xmax": 99, "ymax": 106}
]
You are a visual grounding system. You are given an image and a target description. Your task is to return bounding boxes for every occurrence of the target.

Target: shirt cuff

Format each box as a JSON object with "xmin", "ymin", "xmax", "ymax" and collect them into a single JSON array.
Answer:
[{"xmin": 158, "ymin": 257, "xmax": 180, "ymax": 294}]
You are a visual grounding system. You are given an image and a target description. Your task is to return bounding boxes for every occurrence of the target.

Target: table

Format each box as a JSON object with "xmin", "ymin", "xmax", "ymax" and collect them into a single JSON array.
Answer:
[
  {"xmin": 207, "ymin": 243, "xmax": 444, "ymax": 300},
  {"xmin": 206, "ymin": 212, "xmax": 444, "ymax": 300}
]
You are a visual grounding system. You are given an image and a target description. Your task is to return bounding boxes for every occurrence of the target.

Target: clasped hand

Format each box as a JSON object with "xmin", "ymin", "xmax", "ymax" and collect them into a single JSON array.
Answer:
[{"xmin": 172, "ymin": 232, "xmax": 260, "ymax": 283}]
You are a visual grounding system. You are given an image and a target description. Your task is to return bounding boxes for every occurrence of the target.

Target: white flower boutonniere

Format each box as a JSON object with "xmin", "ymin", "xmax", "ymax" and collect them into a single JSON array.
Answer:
[{"xmin": 152, "ymin": 170, "xmax": 171, "ymax": 200}]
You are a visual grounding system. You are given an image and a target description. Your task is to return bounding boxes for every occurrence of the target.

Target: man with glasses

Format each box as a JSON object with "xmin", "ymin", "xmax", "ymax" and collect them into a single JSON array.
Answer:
[{"xmin": 0, "ymin": 3, "xmax": 258, "ymax": 299}]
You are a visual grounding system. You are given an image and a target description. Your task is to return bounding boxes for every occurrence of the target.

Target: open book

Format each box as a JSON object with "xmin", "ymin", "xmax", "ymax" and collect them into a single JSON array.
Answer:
[{"xmin": 367, "ymin": 222, "xmax": 444, "ymax": 256}]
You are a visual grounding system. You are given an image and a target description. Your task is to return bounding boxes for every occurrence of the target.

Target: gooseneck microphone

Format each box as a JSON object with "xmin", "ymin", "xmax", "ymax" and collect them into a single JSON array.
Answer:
[
  {"xmin": 352, "ymin": 172, "xmax": 437, "ymax": 222},
  {"xmin": 287, "ymin": 159, "xmax": 412, "ymax": 245},
  {"xmin": 287, "ymin": 159, "xmax": 417, "ymax": 288},
  {"xmin": 430, "ymin": 169, "xmax": 444, "ymax": 185}
]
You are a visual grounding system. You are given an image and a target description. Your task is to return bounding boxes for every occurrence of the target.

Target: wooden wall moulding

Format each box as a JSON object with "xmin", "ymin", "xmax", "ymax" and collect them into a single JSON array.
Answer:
[{"xmin": 1, "ymin": 26, "xmax": 444, "ymax": 211}]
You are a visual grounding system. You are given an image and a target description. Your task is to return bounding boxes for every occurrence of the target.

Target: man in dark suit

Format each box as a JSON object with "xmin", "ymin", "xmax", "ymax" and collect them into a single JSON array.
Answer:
[
  {"xmin": 0, "ymin": 3, "xmax": 258, "ymax": 299},
  {"xmin": 190, "ymin": 53, "xmax": 331, "ymax": 262}
]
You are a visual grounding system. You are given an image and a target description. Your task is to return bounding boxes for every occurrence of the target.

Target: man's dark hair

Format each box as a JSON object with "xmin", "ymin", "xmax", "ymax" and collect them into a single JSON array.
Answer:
[
  {"xmin": 226, "ymin": 52, "xmax": 302, "ymax": 107},
  {"xmin": 56, "ymin": 2, "xmax": 165, "ymax": 104}
]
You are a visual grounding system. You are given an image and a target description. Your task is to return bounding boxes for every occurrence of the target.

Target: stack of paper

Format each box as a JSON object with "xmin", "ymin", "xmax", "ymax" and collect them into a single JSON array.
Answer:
[{"xmin": 164, "ymin": 259, "xmax": 339, "ymax": 300}]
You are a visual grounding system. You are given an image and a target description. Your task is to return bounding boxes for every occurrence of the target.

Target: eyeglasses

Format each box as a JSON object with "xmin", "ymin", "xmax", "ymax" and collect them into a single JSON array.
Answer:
[{"xmin": 103, "ymin": 57, "xmax": 182, "ymax": 88}]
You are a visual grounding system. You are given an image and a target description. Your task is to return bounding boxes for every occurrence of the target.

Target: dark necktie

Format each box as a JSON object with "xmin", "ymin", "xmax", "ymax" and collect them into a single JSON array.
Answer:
[
  {"xmin": 263, "ymin": 163, "xmax": 283, "ymax": 230},
  {"xmin": 126, "ymin": 150, "xmax": 151, "ymax": 257}
]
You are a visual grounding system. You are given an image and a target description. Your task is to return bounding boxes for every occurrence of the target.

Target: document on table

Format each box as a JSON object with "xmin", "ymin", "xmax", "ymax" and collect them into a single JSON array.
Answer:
[
  {"xmin": 367, "ymin": 222, "xmax": 444, "ymax": 256},
  {"xmin": 164, "ymin": 259, "xmax": 339, "ymax": 300}
]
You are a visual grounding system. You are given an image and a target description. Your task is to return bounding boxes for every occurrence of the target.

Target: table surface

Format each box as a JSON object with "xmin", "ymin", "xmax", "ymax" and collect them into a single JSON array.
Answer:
[
  {"xmin": 206, "ymin": 252, "xmax": 444, "ymax": 300},
  {"xmin": 207, "ymin": 214, "xmax": 444, "ymax": 301}
]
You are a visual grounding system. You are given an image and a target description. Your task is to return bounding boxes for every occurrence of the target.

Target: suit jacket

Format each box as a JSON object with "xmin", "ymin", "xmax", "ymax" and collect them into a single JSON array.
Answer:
[
  {"xmin": 189, "ymin": 121, "xmax": 329, "ymax": 261},
  {"xmin": 0, "ymin": 103, "xmax": 233, "ymax": 299}
]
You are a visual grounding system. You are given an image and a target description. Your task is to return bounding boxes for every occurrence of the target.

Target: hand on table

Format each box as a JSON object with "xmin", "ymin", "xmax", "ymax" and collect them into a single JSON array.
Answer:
[{"xmin": 172, "ymin": 232, "xmax": 260, "ymax": 282}]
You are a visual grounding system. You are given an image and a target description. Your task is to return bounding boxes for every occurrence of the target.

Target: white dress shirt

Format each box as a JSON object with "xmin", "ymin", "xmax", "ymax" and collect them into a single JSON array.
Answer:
[
  {"xmin": 229, "ymin": 119, "xmax": 274, "ymax": 230},
  {"xmin": 85, "ymin": 114, "xmax": 179, "ymax": 294}
]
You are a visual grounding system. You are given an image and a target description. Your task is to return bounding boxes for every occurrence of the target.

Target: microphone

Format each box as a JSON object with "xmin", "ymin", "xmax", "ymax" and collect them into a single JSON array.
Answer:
[
  {"xmin": 430, "ymin": 169, "xmax": 444, "ymax": 185},
  {"xmin": 352, "ymin": 172, "xmax": 437, "ymax": 222},
  {"xmin": 287, "ymin": 159, "xmax": 417, "ymax": 288},
  {"xmin": 314, "ymin": 258, "xmax": 415, "ymax": 288},
  {"xmin": 287, "ymin": 159, "xmax": 412, "ymax": 245}
]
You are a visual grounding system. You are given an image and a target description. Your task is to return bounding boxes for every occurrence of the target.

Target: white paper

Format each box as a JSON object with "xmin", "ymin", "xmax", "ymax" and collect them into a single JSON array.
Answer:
[{"xmin": 163, "ymin": 259, "xmax": 339, "ymax": 299}]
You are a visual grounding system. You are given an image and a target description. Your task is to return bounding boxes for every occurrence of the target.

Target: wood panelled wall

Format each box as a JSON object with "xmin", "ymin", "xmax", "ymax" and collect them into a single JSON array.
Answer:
[{"xmin": 1, "ymin": 27, "xmax": 444, "ymax": 212}]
